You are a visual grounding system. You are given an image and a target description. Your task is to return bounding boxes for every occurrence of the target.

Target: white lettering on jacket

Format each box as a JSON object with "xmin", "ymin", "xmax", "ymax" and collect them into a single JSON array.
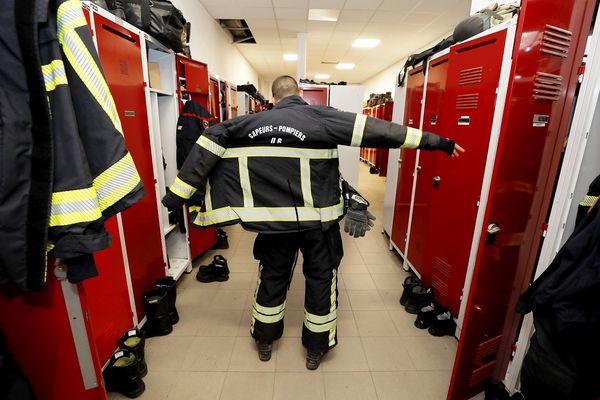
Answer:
[{"xmin": 247, "ymin": 125, "xmax": 306, "ymax": 141}]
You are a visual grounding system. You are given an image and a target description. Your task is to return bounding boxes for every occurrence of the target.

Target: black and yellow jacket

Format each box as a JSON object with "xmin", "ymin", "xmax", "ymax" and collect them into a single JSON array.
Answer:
[{"xmin": 163, "ymin": 95, "xmax": 455, "ymax": 233}]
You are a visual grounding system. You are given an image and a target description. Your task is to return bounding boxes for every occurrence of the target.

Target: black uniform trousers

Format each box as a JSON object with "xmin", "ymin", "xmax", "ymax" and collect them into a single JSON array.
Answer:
[{"xmin": 251, "ymin": 223, "xmax": 343, "ymax": 353}]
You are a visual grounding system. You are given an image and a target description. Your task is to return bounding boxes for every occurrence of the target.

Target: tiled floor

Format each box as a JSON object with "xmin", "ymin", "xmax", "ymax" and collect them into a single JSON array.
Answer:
[{"xmin": 110, "ymin": 164, "xmax": 458, "ymax": 399}]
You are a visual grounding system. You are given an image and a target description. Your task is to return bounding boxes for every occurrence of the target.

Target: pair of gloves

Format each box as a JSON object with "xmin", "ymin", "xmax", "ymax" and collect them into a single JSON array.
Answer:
[{"xmin": 342, "ymin": 179, "xmax": 376, "ymax": 238}]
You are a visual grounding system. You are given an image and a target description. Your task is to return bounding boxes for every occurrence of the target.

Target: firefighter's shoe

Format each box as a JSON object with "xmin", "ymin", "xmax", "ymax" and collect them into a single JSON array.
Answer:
[
  {"xmin": 257, "ymin": 341, "xmax": 272, "ymax": 361},
  {"xmin": 414, "ymin": 302, "xmax": 437, "ymax": 330},
  {"xmin": 103, "ymin": 349, "xmax": 145, "ymax": 398},
  {"xmin": 211, "ymin": 228, "xmax": 229, "ymax": 250},
  {"xmin": 118, "ymin": 329, "xmax": 148, "ymax": 378},
  {"xmin": 428, "ymin": 309, "xmax": 456, "ymax": 337},
  {"xmin": 155, "ymin": 277, "xmax": 179, "ymax": 325},
  {"xmin": 399, "ymin": 276, "xmax": 420, "ymax": 306},
  {"xmin": 196, "ymin": 255, "xmax": 229, "ymax": 282},
  {"xmin": 142, "ymin": 288, "xmax": 173, "ymax": 337},
  {"xmin": 306, "ymin": 350, "xmax": 323, "ymax": 370},
  {"xmin": 404, "ymin": 285, "xmax": 433, "ymax": 314}
]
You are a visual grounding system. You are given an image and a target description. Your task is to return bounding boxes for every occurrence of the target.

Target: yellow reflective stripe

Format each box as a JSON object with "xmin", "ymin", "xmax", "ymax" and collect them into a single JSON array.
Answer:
[
  {"xmin": 239, "ymin": 157, "xmax": 254, "ymax": 207},
  {"xmin": 197, "ymin": 135, "xmax": 226, "ymax": 157},
  {"xmin": 192, "ymin": 200, "xmax": 345, "ymax": 226},
  {"xmin": 254, "ymin": 301, "xmax": 286, "ymax": 316},
  {"xmin": 305, "ymin": 309, "xmax": 336, "ymax": 324},
  {"xmin": 300, "ymin": 158, "xmax": 313, "ymax": 207},
  {"xmin": 580, "ymin": 195, "xmax": 598, "ymax": 207},
  {"xmin": 41, "ymin": 59, "xmax": 68, "ymax": 92},
  {"xmin": 205, "ymin": 180, "xmax": 213, "ymax": 211},
  {"xmin": 50, "ymin": 187, "xmax": 102, "ymax": 227},
  {"xmin": 222, "ymin": 147, "xmax": 338, "ymax": 159},
  {"xmin": 329, "ymin": 269, "xmax": 337, "ymax": 346},
  {"xmin": 401, "ymin": 127, "xmax": 423, "ymax": 149},
  {"xmin": 252, "ymin": 307, "xmax": 285, "ymax": 324},
  {"xmin": 250, "ymin": 266, "xmax": 262, "ymax": 335},
  {"xmin": 304, "ymin": 318, "xmax": 337, "ymax": 333},
  {"xmin": 351, "ymin": 114, "xmax": 367, "ymax": 147},
  {"xmin": 170, "ymin": 177, "xmax": 197, "ymax": 200},
  {"xmin": 57, "ymin": 0, "xmax": 122, "ymax": 133},
  {"xmin": 93, "ymin": 153, "xmax": 141, "ymax": 211}
]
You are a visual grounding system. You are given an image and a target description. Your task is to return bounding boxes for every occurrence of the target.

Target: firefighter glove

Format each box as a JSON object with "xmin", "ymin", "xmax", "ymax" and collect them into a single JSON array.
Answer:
[{"xmin": 344, "ymin": 194, "xmax": 376, "ymax": 238}]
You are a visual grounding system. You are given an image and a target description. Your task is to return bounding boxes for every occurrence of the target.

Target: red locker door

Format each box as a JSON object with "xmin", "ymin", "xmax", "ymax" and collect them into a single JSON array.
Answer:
[
  {"xmin": 210, "ymin": 78, "xmax": 221, "ymax": 123},
  {"xmin": 448, "ymin": 0, "xmax": 595, "ymax": 398},
  {"xmin": 422, "ymin": 30, "xmax": 508, "ymax": 316},
  {"xmin": 183, "ymin": 59, "xmax": 209, "ymax": 95},
  {"xmin": 391, "ymin": 67, "xmax": 424, "ymax": 255},
  {"xmin": 406, "ymin": 55, "xmax": 450, "ymax": 280},
  {"xmin": 302, "ymin": 87, "xmax": 328, "ymax": 105},
  {"xmin": 93, "ymin": 14, "xmax": 165, "ymax": 319}
]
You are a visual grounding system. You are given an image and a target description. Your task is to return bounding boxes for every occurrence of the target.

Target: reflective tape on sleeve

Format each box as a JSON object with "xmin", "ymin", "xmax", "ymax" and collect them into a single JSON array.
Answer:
[
  {"xmin": 580, "ymin": 195, "xmax": 599, "ymax": 207},
  {"xmin": 197, "ymin": 135, "xmax": 226, "ymax": 157},
  {"xmin": 350, "ymin": 114, "xmax": 367, "ymax": 147},
  {"xmin": 401, "ymin": 127, "xmax": 423, "ymax": 149},
  {"xmin": 50, "ymin": 187, "xmax": 102, "ymax": 227},
  {"xmin": 170, "ymin": 177, "xmax": 197, "ymax": 200},
  {"xmin": 93, "ymin": 153, "xmax": 142, "ymax": 211},
  {"xmin": 41, "ymin": 59, "xmax": 68, "ymax": 92}
]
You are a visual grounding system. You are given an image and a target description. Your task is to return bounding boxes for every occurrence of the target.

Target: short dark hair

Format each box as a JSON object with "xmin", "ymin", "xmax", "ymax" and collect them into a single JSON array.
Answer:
[{"xmin": 272, "ymin": 75, "xmax": 299, "ymax": 101}]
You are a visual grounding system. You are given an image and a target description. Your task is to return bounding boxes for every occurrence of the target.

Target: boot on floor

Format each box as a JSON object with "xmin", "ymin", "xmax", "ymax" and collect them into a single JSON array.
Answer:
[
  {"xmin": 196, "ymin": 255, "xmax": 229, "ymax": 282},
  {"xmin": 306, "ymin": 350, "xmax": 323, "ymax": 370},
  {"xmin": 428, "ymin": 308, "xmax": 456, "ymax": 337},
  {"xmin": 155, "ymin": 277, "xmax": 179, "ymax": 324},
  {"xmin": 118, "ymin": 329, "xmax": 147, "ymax": 378},
  {"xmin": 404, "ymin": 285, "xmax": 433, "ymax": 314},
  {"xmin": 142, "ymin": 288, "xmax": 173, "ymax": 337},
  {"xmin": 103, "ymin": 349, "xmax": 145, "ymax": 398},
  {"xmin": 399, "ymin": 276, "xmax": 420, "ymax": 306}
]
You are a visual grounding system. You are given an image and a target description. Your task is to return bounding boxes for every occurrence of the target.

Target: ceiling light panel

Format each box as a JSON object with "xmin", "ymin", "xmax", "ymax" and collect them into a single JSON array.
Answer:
[
  {"xmin": 283, "ymin": 53, "xmax": 298, "ymax": 61},
  {"xmin": 308, "ymin": 9, "xmax": 340, "ymax": 22},
  {"xmin": 352, "ymin": 38, "xmax": 380, "ymax": 48},
  {"xmin": 336, "ymin": 63, "xmax": 355, "ymax": 70}
]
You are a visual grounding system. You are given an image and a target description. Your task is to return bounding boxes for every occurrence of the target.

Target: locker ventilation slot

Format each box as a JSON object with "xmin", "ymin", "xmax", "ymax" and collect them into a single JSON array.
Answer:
[
  {"xmin": 459, "ymin": 67, "xmax": 483, "ymax": 85},
  {"xmin": 533, "ymin": 72, "xmax": 562, "ymax": 101},
  {"xmin": 475, "ymin": 335, "xmax": 502, "ymax": 362},
  {"xmin": 431, "ymin": 276, "xmax": 448, "ymax": 297},
  {"xmin": 456, "ymin": 93, "xmax": 479, "ymax": 110},
  {"xmin": 541, "ymin": 24, "xmax": 572, "ymax": 58},
  {"xmin": 433, "ymin": 257, "xmax": 452, "ymax": 277},
  {"xmin": 469, "ymin": 361, "xmax": 496, "ymax": 387}
]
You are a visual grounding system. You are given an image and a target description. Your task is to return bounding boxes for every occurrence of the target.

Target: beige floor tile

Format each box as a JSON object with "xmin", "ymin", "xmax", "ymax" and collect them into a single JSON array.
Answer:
[
  {"xmin": 181, "ymin": 337, "xmax": 235, "ymax": 371},
  {"xmin": 210, "ymin": 290, "xmax": 251, "ymax": 310},
  {"xmin": 361, "ymin": 337, "xmax": 415, "ymax": 371},
  {"xmin": 388, "ymin": 309, "xmax": 430, "ymax": 337},
  {"xmin": 273, "ymin": 372, "xmax": 325, "ymax": 400},
  {"xmin": 354, "ymin": 311, "xmax": 398, "ymax": 337},
  {"xmin": 366, "ymin": 262, "xmax": 406, "ymax": 275},
  {"xmin": 285, "ymin": 290, "xmax": 305, "ymax": 310},
  {"xmin": 359, "ymin": 250, "xmax": 403, "ymax": 267},
  {"xmin": 347, "ymin": 290, "xmax": 386, "ymax": 311},
  {"xmin": 228, "ymin": 261, "xmax": 259, "ymax": 274},
  {"xmin": 108, "ymin": 370, "xmax": 176, "ymax": 400},
  {"xmin": 403, "ymin": 336, "xmax": 457, "ymax": 370},
  {"xmin": 340, "ymin": 251, "xmax": 365, "ymax": 265},
  {"xmin": 372, "ymin": 371, "xmax": 433, "ymax": 400},
  {"xmin": 228, "ymin": 336, "xmax": 276, "ymax": 372},
  {"xmin": 337, "ymin": 290, "xmax": 351, "ymax": 311},
  {"xmin": 167, "ymin": 371, "xmax": 226, "ymax": 400},
  {"xmin": 371, "ymin": 273, "xmax": 407, "ymax": 291},
  {"xmin": 176, "ymin": 284, "xmax": 219, "ymax": 308},
  {"xmin": 342, "ymin": 274, "xmax": 376, "ymax": 290},
  {"xmin": 196, "ymin": 309, "xmax": 244, "ymax": 337},
  {"xmin": 145, "ymin": 336, "xmax": 195, "ymax": 371},
  {"xmin": 236, "ymin": 310, "xmax": 253, "ymax": 337},
  {"xmin": 289, "ymin": 273, "xmax": 306, "ymax": 291},
  {"xmin": 321, "ymin": 337, "xmax": 369, "ymax": 372},
  {"xmin": 378, "ymin": 290, "xmax": 405, "ymax": 310},
  {"xmin": 323, "ymin": 372, "xmax": 378, "ymax": 400},
  {"xmin": 281, "ymin": 309, "xmax": 304, "ymax": 337},
  {"xmin": 336, "ymin": 310, "xmax": 359, "ymax": 337},
  {"xmin": 216, "ymin": 272, "xmax": 255, "ymax": 290},
  {"xmin": 220, "ymin": 372, "xmax": 274, "ymax": 400},
  {"xmin": 169, "ymin": 303, "xmax": 202, "ymax": 336},
  {"xmin": 275, "ymin": 337, "xmax": 308, "ymax": 372},
  {"xmin": 338, "ymin": 263, "xmax": 369, "ymax": 274}
]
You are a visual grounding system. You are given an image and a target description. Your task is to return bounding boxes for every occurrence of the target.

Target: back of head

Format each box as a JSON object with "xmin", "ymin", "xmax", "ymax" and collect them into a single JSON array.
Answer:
[{"xmin": 272, "ymin": 75, "xmax": 299, "ymax": 103}]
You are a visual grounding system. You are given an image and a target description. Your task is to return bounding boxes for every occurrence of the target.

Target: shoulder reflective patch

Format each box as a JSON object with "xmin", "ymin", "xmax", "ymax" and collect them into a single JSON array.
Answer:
[
  {"xmin": 50, "ymin": 187, "xmax": 102, "ymax": 227},
  {"xmin": 351, "ymin": 114, "xmax": 367, "ymax": 147},
  {"xmin": 222, "ymin": 147, "xmax": 338, "ymax": 159},
  {"xmin": 170, "ymin": 177, "xmax": 197, "ymax": 200},
  {"xmin": 197, "ymin": 135, "xmax": 226, "ymax": 157},
  {"xmin": 580, "ymin": 195, "xmax": 599, "ymax": 207},
  {"xmin": 42, "ymin": 59, "xmax": 68, "ymax": 92},
  {"xmin": 401, "ymin": 127, "xmax": 423, "ymax": 149}
]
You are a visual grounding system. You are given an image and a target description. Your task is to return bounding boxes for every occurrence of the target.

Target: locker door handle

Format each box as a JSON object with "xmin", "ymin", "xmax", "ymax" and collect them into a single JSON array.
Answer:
[
  {"xmin": 486, "ymin": 223, "xmax": 501, "ymax": 245},
  {"xmin": 433, "ymin": 176, "xmax": 441, "ymax": 183}
]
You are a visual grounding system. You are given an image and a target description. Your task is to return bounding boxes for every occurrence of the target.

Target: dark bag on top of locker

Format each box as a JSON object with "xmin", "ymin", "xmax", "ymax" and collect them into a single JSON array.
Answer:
[
  {"xmin": 176, "ymin": 100, "xmax": 214, "ymax": 169},
  {"xmin": 453, "ymin": 2, "xmax": 519, "ymax": 42},
  {"xmin": 122, "ymin": 0, "xmax": 151, "ymax": 31},
  {"xmin": 397, "ymin": 35, "xmax": 455, "ymax": 87}
]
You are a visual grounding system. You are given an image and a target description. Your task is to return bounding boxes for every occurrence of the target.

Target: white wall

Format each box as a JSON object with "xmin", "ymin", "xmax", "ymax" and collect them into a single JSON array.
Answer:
[{"xmin": 171, "ymin": 0, "xmax": 258, "ymax": 86}]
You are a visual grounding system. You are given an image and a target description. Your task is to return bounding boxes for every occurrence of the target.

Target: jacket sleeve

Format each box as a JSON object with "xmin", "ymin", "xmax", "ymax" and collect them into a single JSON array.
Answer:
[
  {"xmin": 162, "ymin": 122, "xmax": 229, "ymax": 210},
  {"xmin": 318, "ymin": 107, "xmax": 456, "ymax": 155}
]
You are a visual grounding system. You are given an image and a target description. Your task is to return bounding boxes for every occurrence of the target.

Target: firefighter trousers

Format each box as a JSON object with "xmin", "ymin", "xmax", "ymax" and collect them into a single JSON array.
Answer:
[{"xmin": 250, "ymin": 223, "xmax": 344, "ymax": 353}]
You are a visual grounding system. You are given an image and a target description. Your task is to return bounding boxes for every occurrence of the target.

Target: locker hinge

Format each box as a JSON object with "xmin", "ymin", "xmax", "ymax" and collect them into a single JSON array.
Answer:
[
  {"xmin": 495, "ymin": 87, "xmax": 499, "ymax": 95},
  {"xmin": 476, "ymin": 200, "xmax": 480, "ymax": 207},
  {"xmin": 585, "ymin": 131, "xmax": 590, "ymax": 139},
  {"xmin": 85, "ymin": 310, "xmax": 90, "ymax": 321}
]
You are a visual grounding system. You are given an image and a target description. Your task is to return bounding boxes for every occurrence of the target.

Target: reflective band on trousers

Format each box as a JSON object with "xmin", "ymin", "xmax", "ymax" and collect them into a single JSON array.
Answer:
[
  {"xmin": 252, "ymin": 301, "xmax": 286, "ymax": 324},
  {"xmin": 401, "ymin": 127, "xmax": 423, "ymax": 149},
  {"xmin": 329, "ymin": 269, "xmax": 337, "ymax": 346},
  {"xmin": 50, "ymin": 187, "xmax": 102, "ymax": 227},
  {"xmin": 580, "ymin": 195, "xmax": 599, "ymax": 207},
  {"xmin": 192, "ymin": 198, "xmax": 344, "ymax": 226},
  {"xmin": 93, "ymin": 153, "xmax": 141, "ymax": 211},
  {"xmin": 197, "ymin": 135, "xmax": 226, "ymax": 157},
  {"xmin": 222, "ymin": 147, "xmax": 338, "ymax": 159},
  {"xmin": 304, "ymin": 309, "xmax": 337, "ymax": 333},
  {"xmin": 351, "ymin": 114, "xmax": 367, "ymax": 147},
  {"xmin": 42, "ymin": 59, "xmax": 68, "ymax": 92},
  {"xmin": 57, "ymin": 0, "xmax": 122, "ymax": 133},
  {"xmin": 170, "ymin": 176, "xmax": 197, "ymax": 200}
]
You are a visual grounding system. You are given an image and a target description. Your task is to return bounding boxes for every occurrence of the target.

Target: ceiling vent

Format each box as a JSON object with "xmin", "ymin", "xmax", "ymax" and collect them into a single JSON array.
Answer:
[{"xmin": 219, "ymin": 19, "xmax": 256, "ymax": 44}]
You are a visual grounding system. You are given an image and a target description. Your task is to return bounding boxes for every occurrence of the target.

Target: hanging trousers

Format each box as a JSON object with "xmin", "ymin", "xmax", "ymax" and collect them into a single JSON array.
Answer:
[{"xmin": 250, "ymin": 223, "xmax": 344, "ymax": 353}]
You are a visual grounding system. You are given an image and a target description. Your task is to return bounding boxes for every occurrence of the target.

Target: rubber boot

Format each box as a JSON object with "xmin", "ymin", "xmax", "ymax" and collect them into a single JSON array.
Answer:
[
  {"xmin": 256, "ymin": 341, "xmax": 272, "ymax": 362},
  {"xmin": 155, "ymin": 277, "xmax": 179, "ymax": 325},
  {"xmin": 399, "ymin": 276, "xmax": 420, "ymax": 306},
  {"xmin": 306, "ymin": 350, "xmax": 323, "ymax": 371},
  {"xmin": 118, "ymin": 329, "xmax": 147, "ymax": 378},
  {"xmin": 404, "ymin": 285, "xmax": 433, "ymax": 314},
  {"xmin": 211, "ymin": 228, "xmax": 229, "ymax": 250},
  {"xmin": 414, "ymin": 302, "xmax": 437, "ymax": 329},
  {"xmin": 142, "ymin": 288, "xmax": 173, "ymax": 337},
  {"xmin": 197, "ymin": 255, "xmax": 229, "ymax": 282},
  {"xmin": 428, "ymin": 309, "xmax": 456, "ymax": 337},
  {"xmin": 103, "ymin": 349, "xmax": 145, "ymax": 398}
]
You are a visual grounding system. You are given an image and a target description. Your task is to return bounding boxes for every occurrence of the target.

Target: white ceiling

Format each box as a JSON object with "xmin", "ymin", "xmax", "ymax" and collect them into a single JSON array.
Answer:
[{"xmin": 198, "ymin": 0, "xmax": 471, "ymax": 83}]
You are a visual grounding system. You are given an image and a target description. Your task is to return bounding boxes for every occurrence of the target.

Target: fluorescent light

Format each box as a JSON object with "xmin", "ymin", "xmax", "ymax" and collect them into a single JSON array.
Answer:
[
  {"xmin": 308, "ymin": 9, "xmax": 340, "ymax": 22},
  {"xmin": 336, "ymin": 63, "xmax": 355, "ymax": 70},
  {"xmin": 352, "ymin": 38, "xmax": 380, "ymax": 48},
  {"xmin": 283, "ymin": 53, "xmax": 298, "ymax": 61},
  {"xmin": 314, "ymin": 73, "xmax": 330, "ymax": 80}
]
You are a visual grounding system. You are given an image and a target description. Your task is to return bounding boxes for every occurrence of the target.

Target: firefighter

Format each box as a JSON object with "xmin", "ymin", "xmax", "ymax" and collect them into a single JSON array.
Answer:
[{"xmin": 162, "ymin": 75, "xmax": 464, "ymax": 369}]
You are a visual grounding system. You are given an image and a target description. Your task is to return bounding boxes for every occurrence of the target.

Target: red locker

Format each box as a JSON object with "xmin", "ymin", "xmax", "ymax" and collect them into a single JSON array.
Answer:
[
  {"xmin": 302, "ymin": 87, "xmax": 328, "ymax": 105},
  {"xmin": 406, "ymin": 54, "xmax": 450, "ymax": 279},
  {"xmin": 391, "ymin": 67, "xmax": 424, "ymax": 255},
  {"xmin": 209, "ymin": 77, "xmax": 221, "ymax": 123},
  {"xmin": 93, "ymin": 14, "xmax": 165, "ymax": 318}
]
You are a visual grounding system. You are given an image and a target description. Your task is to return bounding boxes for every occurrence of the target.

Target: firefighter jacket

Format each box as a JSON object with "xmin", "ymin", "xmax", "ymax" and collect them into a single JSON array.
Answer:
[
  {"xmin": 0, "ymin": 0, "xmax": 143, "ymax": 290},
  {"xmin": 163, "ymin": 95, "xmax": 455, "ymax": 233},
  {"xmin": 176, "ymin": 100, "xmax": 215, "ymax": 169}
]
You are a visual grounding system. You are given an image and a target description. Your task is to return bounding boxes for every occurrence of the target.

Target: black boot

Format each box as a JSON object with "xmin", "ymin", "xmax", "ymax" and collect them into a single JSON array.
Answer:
[
  {"xmin": 414, "ymin": 302, "xmax": 437, "ymax": 329},
  {"xmin": 155, "ymin": 277, "xmax": 179, "ymax": 325},
  {"xmin": 428, "ymin": 309, "xmax": 456, "ymax": 337},
  {"xmin": 118, "ymin": 329, "xmax": 147, "ymax": 378},
  {"xmin": 404, "ymin": 285, "xmax": 433, "ymax": 314},
  {"xmin": 256, "ymin": 341, "xmax": 272, "ymax": 362},
  {"xmin": 306, "ymin": 350, "xmax": 323, "ymax": 370},
  {"xmin": 103, "ymin": 349, "xmax": 145, "ymax": 398},
  {"xmin": 399, "ymin": 276, "xmax": 420, "ymax": 306},
  {"xmin": 196, "ymin": 255, "xmax": 229, "ymax": 282},
  {"xmin": 211, "ymin": 228, "xmax": 229, "ymax": 249},
  {"xmin": 142, "ymin": 288, "xmax": 173, "ymax": 337}
]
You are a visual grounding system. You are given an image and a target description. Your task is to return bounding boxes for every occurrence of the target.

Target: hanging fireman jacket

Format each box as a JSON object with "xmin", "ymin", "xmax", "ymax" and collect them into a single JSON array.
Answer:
[
  {"xmin": 576, "ymin": 173, "xmax": 600, "ymax": 225},
  {"xmin": 0, "ymin": 0, "xmax": 143, "ymax": 290},
  {"xmin": 176, "ymin": 100, "xmax": 214, "ymax": 169},
  {"xmin": 162, "ymin": 95, "xmax": 455, "ymax": 233}
]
